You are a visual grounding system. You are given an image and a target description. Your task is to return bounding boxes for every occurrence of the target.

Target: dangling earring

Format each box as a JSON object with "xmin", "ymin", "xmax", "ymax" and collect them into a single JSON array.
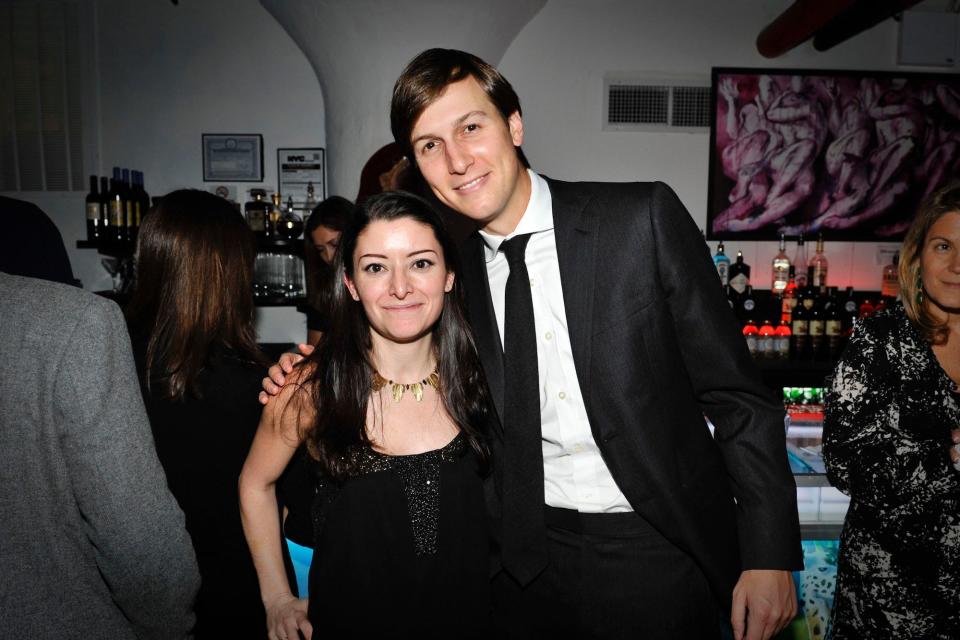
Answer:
[{"xmin": 916, "ymin": 269, "xmax": 924, "ymax": 306}]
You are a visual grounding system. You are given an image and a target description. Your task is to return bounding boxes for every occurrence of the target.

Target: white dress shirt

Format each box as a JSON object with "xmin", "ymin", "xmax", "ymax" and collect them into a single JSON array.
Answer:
[{"xmin": 478, "ymin": 170, "xmax": 633, "ymax": 513}]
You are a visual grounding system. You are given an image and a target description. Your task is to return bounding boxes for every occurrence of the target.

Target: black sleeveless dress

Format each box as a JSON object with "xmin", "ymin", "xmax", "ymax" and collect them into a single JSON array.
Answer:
[{"xmin": 307, "ymin": 433, "xmax": 491, "ymax": 638}]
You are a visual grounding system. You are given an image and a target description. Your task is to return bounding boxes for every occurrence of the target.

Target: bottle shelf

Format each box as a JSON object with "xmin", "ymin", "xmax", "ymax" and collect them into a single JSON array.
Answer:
[{"xmin": 75, "ymin": 239, "xmax": 135, "ymax": 258}]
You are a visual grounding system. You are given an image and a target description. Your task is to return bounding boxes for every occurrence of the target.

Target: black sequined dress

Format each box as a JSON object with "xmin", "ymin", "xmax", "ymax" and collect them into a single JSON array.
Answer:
[
  {"xmin": 307, "ymin": 432, "xmax": 490, "ymax": 638},
  {"xmin": 823, "ymin": 304, "xmax": 960, "ymax": 639}
]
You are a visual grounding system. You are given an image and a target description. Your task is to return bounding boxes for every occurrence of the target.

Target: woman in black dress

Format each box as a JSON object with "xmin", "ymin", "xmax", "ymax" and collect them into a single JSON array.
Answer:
[
  {"xmin": 126, "ymin": 189, "xmax": 269, "ymax": 638},
  {"xmin": 303, "ymin": 195, "xmax": 355, "ymax": 345},
  {"xmin": 240, "ymin": 192, "xmax": 491, "ymax": 640},
  {"xmin": 822, "ymin": 180, "xmax": 960, "ymax": 638}
]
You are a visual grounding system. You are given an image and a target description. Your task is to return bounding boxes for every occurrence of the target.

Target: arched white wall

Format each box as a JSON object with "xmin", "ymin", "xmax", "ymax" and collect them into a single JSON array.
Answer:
[{"xmin": 259, "ymin": 0, "xmax": 546, "ymax": 198}]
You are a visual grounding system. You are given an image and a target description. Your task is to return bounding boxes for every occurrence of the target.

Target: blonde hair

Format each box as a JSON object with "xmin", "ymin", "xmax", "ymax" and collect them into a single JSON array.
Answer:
[{"xmin": 899, "ymin": 180, "xmax": 960, "ymax": 345}]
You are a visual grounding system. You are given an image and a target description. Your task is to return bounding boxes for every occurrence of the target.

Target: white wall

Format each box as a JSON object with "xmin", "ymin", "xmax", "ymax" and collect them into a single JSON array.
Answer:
[
  {"xmin": 499, "ymin": 0, "xmax": 948, "ymax": 290},
  {"xmin": 3, "ymin": 0, "xmax": 325, "ymax": 343}
]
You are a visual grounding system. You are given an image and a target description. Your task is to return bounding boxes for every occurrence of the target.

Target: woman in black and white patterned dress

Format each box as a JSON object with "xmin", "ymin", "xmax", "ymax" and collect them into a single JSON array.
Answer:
[{"xmin": 823, "ymin": 180, "xmax": 960, "ymax": 639}]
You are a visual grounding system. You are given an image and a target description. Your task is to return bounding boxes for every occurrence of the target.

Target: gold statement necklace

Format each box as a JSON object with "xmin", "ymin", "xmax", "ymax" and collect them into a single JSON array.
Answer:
[{"xmin": 372, "ymin": 367, "xmax": 440, "ymax": 402}]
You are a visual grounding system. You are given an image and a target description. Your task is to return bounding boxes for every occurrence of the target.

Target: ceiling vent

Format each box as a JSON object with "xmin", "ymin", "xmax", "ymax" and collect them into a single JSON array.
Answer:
[{"xmin": 603, "ymin": 74, "xmax": 711, "ymax": 132}]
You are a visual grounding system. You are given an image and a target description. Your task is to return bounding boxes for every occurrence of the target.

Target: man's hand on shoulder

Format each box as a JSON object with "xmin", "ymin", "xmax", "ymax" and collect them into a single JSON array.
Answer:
[
  {"xmin": 731, "ymin": 569, "xmax": 796, "ymax": 640},
  {"xmin": 258, "ymin": 343, "xmax": 314, "ymax": 405}
]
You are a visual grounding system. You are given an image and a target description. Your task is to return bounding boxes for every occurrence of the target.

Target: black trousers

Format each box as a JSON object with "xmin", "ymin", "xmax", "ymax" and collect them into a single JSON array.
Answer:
[{"xmin": 492, "ymin": 506, "xmax": 727, "ymax": 640}]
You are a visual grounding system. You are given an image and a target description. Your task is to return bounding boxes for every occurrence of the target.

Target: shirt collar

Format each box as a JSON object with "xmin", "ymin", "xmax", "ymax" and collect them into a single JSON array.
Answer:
[{"xmin": 478, "ymin": 169, "xmax": 553, "ymax": 262}]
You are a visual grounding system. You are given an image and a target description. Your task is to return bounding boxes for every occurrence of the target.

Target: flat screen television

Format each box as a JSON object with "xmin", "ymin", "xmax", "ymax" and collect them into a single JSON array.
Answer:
[{"xmin": 707, "ymin": 67, "xmax": 960, "ymax": 241}]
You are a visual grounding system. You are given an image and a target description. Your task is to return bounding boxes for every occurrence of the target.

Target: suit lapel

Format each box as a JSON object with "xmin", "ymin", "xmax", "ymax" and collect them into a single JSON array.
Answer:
[
  {"xmin": 546, "ymin": 178, "xmax": 598, "ymax": 417},
  {"xmin": 461, "ymin": 233, "xmax": 506, "ymax": 427}
]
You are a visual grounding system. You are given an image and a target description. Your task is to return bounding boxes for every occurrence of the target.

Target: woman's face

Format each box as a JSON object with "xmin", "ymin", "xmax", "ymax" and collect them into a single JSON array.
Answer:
[
  {"xmin": 311, "ymin": 224, "xmax": 341, "ymax": 266},
  {"xmin": 344, "ymin": 217, "xmax": 454, "ymax": 346},
  {"xmin": 921, "ymin": 210, "xmax": 960, "ymax": 316}
]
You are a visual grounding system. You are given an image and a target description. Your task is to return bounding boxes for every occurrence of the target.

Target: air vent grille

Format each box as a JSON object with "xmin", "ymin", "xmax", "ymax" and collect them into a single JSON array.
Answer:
[
  {"xmin": 608, "ymin": 85, "xmax": 669, "ymax": 125},
  {"xmin": 604, "ymin": 76, "xmax": 710, "ymax": 132}
]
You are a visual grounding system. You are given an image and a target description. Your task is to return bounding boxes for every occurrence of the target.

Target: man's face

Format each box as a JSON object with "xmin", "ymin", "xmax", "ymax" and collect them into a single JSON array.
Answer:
[{"xmin": 409, "ymin": 77, "xmax": 529, "ymax": 236}]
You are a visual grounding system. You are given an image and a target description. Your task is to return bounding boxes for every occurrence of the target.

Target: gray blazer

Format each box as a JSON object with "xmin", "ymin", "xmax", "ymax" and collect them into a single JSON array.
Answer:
[{"xmin": 0, "ymin": 273, "xmax": 200, "ymax": 639}]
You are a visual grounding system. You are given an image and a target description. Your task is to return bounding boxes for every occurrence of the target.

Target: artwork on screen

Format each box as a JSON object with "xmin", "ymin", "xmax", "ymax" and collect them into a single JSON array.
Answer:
[{"xmin": 707, "ymin": 68, "xmax": 960, "ymax": 241}]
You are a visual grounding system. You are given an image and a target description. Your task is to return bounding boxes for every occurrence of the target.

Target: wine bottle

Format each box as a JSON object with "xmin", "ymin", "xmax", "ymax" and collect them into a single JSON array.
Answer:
[
  {"xmin": 791, "ymin": 296, "xmax": 810, "ymax": 360},
  {"xmin": 99, "ymin": 176, "xmax": 109, "ymax": 236},
  {"xmin": 85, "ymin": 175, "xmax": 100, "ymax": 241},
  {"xmin": 108, "ymin": 167, "xmax": 125, "ymax": 244}
]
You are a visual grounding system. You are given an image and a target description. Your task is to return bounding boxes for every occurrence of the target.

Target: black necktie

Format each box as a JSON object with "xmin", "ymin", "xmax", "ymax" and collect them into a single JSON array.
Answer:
[{"xmin": 498, "ymin": 233, "xmax": 547, "ymax": 585}]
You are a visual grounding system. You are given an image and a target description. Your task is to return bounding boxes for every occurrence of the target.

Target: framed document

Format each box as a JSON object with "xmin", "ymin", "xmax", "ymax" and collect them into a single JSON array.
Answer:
[
  {"xmin": 202, "ymin": 134, "xmax": 264, "ymax": 182},
  {"xmin": 277, "ymin": 148, "xmax": 325, "ymax": 207}
]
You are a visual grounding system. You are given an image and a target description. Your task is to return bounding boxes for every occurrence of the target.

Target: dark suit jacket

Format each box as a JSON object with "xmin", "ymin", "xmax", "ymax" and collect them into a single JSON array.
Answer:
[{"xmin": 460, "ymin": 177, "xmax": 803, "ymax": 610}]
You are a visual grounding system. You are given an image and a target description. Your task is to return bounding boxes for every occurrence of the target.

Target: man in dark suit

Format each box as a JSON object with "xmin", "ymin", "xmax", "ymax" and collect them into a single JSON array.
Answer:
[
  {"xmin": 264, "ymin": 48, "xmax": 802, "ymax": 640},
  {"xmin": 392, "ymin": 48, "xmax": 801, "ymax": 640}
]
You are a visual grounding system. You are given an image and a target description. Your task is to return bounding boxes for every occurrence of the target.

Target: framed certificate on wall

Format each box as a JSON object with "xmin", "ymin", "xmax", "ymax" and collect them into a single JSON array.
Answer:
[{"xmin": 202, "ymin": 134, "xmax": 264, "ymax": 182}]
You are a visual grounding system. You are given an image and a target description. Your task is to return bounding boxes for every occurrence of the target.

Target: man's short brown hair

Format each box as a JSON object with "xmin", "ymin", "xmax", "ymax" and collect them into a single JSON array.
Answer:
[{"xmin": 390, "ymin": 48, "xmax": 528, "ymax": 167}]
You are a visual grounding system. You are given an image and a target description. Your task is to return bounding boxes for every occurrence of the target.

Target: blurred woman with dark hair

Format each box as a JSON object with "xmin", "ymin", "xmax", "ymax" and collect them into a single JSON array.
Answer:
[
  {"xmin": 240, "ymin": 191, "xmax": 491, "ymax": 639},
  {"xmin": 823, "ymin": 179, "xmax": 960, "ymax": 638},
  {"xmin": 126, "ymin": 189, "xmax": 268, "ymax": 638},
  {"xmin": 303, "ymin": 195, "xmax": 355, "ymax": 345}
]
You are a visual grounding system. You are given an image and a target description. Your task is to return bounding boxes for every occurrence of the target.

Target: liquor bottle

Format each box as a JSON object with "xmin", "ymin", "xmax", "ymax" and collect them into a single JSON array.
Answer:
[
  {"xmin": 738, "ymin": 285, "xmax": 757, "ymax": 325},
  {"xmin": 742, "ymin": 320, "xmax": 759, "ymax": 358},
  {"xmin": 758, "ymin": 320, "xmax": 776, "ymax": 359},
  {"xmin": 825, "ymin": 291, "xmax": 844, "ymax": 360},
  {"xmin": 771, "ymin": 234, "xmax": 791, "ymax": 292},
  {"xmin": 729, "ymin": 251, "xmax": 751, "ymax": 294},
  {"xmin": 278, "ymin": 196, "xmax": 304, "ymax": 240},
  {"xmin": 85, "ymin": 175, "xmax": 100, "ymax": 241},
  {"xmin": 108, "ymin": 167, "xmax": 125, "ymax": 244},
  {"xmin": 269, "ymin": 193, "xmax": 283, "ymax": 237},
  {"xmin": 304, "ymin": 181, "xmax": 317, "ymax": 218},
  {"xmin": 724, "ymin": 284, "xmax": 737, "ymax": 311},
  {"xmin": 794, "ymin": 235, "xmax": 808, "ymax": 287},
  {"xmin": 859, "ymin": 298, "xmax": 875, "ymax": 319},
  {"xmin": 808, "ymin": 287, "xmax": 826, "ymax": 359},
  {"xmin": 881, "ymin": 252, "xmax": 900, "ymax": 299},
  {"xmin": 245, "ymin": 189, "xmax": 268, "ymax": 237},
  {"xmin": 780, "ymin": 265, "xmax": 798, "ymax": 323},
  {"xmin": 791, "ymin": 298, "xmax": 810, "ymax": 360},
  {"xmin": 774, "ymin": 320, "xmax": 792, "ymax": 360},
  {"xmin": 713, "ymin": 242, "xmax": 731, "ymax": 286},
  {"xmin": 99, "ymin": 176, "xmax": 109, "ymax": 235},
  {"xmin": 809, "ymin": 234, "xmax": 829, "ymax": 287}
]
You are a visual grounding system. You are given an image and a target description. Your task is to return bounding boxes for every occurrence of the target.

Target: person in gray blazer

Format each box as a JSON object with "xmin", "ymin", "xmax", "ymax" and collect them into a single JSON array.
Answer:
[{"xmin": 0, "ymin": 272, "xmax": 200, "ymax": 639}]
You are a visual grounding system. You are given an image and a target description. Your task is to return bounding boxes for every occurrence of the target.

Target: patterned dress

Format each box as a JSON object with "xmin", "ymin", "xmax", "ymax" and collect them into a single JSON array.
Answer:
[{"xmin": 823, "ymin": 304, "xmax": 960, "ymax": 639}]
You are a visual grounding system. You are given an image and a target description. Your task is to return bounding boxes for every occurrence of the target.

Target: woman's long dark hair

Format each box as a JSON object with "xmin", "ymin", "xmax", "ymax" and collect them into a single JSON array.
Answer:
[
  {"xmin": 304, "ymin": 196, "xmax": 356, "ymax": 316},
  {"xmin": 126, "ymin": 189, "xmax": 265, "ymax": 400},
  {"xmin": 301, "ymin": 191, "xmax": 490, "ymax": 479}
]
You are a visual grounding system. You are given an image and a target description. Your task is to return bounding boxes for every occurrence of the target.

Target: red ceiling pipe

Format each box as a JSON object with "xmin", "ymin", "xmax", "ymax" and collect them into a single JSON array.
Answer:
[{"xmin": 756, "ymin": 0, "xmax": 856, "ymax": 58}]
